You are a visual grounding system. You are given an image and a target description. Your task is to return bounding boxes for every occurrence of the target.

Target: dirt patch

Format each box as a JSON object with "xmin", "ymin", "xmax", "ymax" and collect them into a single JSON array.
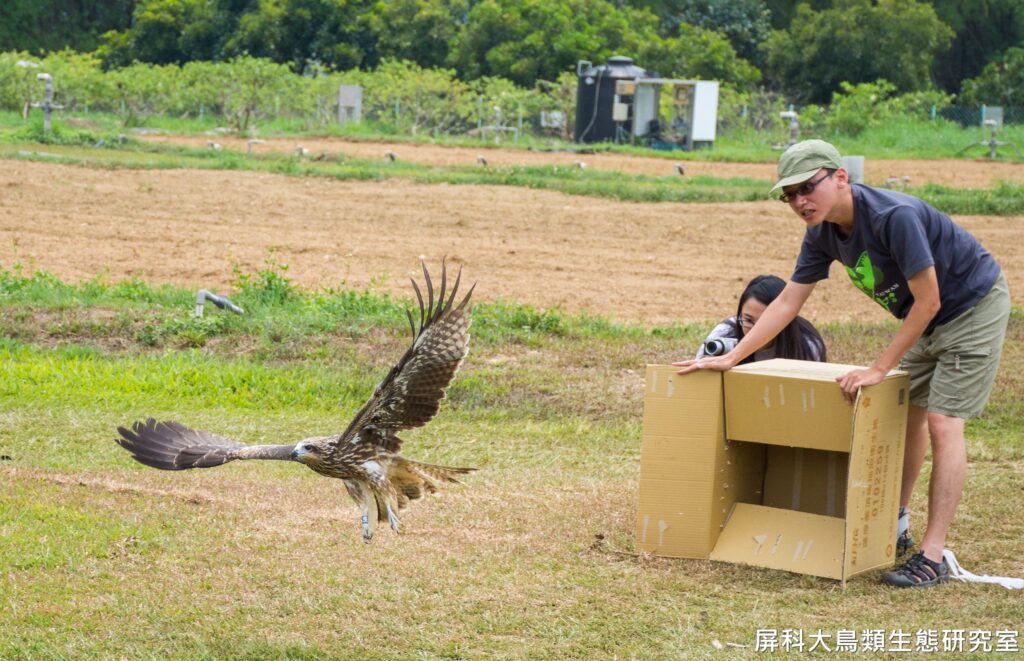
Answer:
[
  {"xmin": 2, "ymin": 159, "xmax": 1022, "ymax": 325},
  {"xmin": 141, "ymin": 134, "xmax": 1024, "ymax": 189}
]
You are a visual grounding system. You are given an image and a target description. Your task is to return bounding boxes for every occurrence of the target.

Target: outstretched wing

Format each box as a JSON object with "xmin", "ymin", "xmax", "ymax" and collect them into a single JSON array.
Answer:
[
  {"xmin": 339, "ymin": 261, "xmax": 474, "ymax": 452},
  {"xmin": 115, "ymin": 418, "xmax": 294, "ymax": 470}
]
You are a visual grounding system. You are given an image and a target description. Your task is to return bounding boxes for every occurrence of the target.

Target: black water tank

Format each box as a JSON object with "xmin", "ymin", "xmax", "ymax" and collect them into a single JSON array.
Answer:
[{"xmin": 575, "ymin": 56, "xmax": 653, "ymax": 143}]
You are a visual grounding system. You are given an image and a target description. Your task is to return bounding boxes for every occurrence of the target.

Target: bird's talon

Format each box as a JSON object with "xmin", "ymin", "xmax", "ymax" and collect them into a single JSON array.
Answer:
[{"xmin": 386, "ymin": 505, "xmax": 401, "ymax": 533}]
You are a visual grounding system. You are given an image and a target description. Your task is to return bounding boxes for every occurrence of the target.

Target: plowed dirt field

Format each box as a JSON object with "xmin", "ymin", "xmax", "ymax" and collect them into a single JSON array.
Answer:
[{"xmin": 2, "ymin": 154, "xmax": 1022, "ymax": 325}]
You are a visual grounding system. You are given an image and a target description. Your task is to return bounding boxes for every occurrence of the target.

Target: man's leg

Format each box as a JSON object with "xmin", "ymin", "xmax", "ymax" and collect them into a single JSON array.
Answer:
[
  {"xmin": 895, "ymin": 404, "xmax": 930, "ymax": 554},
  {"xmin": 900, "ymin": 404, "xmax": 930, "ymax": 507},
  {"xmin": 885, "ymin": 273, "xmax": 1009, "ymax": 587},
  {"xmin": 919, "ymin": 411, "xmax": 967, "ymax": 562},
  {"xmin": 882, "ymin": 410, "xmax": 965, "ymax": 586}
]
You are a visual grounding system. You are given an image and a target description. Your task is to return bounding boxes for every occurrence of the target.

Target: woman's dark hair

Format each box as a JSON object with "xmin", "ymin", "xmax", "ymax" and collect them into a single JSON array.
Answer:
[{"xmin": 728, "ymin": 274, "xmax": 827, "ymax": 364}]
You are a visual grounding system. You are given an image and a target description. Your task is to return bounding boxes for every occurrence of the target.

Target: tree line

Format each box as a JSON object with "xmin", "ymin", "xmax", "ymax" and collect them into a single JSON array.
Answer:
[{"xmin": 1, "ymin": 0, "xmax": 1022, "ymax": 109}]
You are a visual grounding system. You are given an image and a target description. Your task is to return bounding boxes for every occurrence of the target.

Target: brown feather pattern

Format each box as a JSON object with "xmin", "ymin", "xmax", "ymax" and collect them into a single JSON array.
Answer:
[{"xmin": 113, "ymin": 261, "xmax": 475, "ymax": 541}]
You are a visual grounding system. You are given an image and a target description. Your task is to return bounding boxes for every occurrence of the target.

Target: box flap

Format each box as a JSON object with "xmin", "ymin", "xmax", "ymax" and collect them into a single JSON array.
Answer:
[
  {"xmin": 723, "ymin": 359, "xmax": 907, "ymax": 453},
  {"xmin": 724, "ymin": 368, "xmax": 853, "ymax": 452},
  {"xmin": 843, "ymin": 376, "xmax": 910, "ymax": 579},
  {"xmin": 637, "ymin": 366, "xmax": 726, "ymax": 558},
  {"xmin": 730, "ymin": 358, "xmax": 907, "ymax": 382},
  {"xmin": 637, "ymin": 477, "xmax": 715, "ymax": 558},
  {"xmin": 710, "ymin": 503, "xmax": 846, "ymax": 580}
]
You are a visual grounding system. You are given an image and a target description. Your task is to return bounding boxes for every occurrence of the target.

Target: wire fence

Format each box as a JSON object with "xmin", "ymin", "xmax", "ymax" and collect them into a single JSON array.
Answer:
[{"xmin": 938, "ymin": 105, "xmax": 1024, "ymax": 127}]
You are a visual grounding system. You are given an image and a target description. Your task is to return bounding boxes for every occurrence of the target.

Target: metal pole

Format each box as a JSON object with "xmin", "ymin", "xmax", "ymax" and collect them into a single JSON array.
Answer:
[{"xmin": 37, "ymin": 74, "xmax": 54, "ymax": 134}]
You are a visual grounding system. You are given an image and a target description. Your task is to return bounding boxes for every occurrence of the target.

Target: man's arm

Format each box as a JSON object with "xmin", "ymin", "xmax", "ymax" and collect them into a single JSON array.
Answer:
[
  {"xmin": 836, "ymin": 266, "xmax": 940, "ymax": 401},
  {"xmin": 675, "ymin": 280, "xmax": 817, "ymax": 374}
]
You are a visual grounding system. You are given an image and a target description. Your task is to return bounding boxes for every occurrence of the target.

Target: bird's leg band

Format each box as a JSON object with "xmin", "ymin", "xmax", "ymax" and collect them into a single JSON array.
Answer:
[{"xmin": 361, "ymin": 510, "xmax": 374, "ymax": 542}]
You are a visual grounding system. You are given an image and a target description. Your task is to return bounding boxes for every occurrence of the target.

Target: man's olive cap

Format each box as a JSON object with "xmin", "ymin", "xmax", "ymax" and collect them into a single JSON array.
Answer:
[{"xmin": 769, "ymin": 139, "xmax": 843, "ymax": 196}]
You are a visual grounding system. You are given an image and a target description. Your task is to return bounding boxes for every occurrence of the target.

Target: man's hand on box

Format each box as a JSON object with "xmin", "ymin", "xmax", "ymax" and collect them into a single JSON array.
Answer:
[{"xmin": 836, "ymin": 366, "xmax": 885, "ymax": 404}]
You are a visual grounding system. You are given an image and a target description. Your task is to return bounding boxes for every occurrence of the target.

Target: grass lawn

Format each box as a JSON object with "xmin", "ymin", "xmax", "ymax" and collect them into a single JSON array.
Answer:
[{"xmin": 2, "ymin": 271, "xmax": 1023, "ymax": 658}]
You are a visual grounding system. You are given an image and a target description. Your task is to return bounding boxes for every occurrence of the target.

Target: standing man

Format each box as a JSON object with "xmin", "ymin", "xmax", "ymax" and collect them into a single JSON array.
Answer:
[{"xmin": 675, "ymin": 140, "xmax": 1011, "ymax": 588}]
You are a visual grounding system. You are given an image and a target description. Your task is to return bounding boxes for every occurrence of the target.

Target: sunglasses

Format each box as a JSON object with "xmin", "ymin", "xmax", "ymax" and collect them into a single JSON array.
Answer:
[{"xmin": 779, "ymin": 170, "xmax": 834, "ymax": 203}]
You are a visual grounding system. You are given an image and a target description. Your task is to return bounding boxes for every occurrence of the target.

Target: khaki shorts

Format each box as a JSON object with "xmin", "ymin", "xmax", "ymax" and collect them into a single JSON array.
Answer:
[{"xmin": 900, "ymin": 272, "xmax": 1011, "ymax": 418}]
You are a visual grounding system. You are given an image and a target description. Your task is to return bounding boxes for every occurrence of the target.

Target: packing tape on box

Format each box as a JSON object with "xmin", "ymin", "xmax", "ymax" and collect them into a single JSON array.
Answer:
[{"xmin": 942, "ymin": 549, "xmax": 1024, "ymax": 590}]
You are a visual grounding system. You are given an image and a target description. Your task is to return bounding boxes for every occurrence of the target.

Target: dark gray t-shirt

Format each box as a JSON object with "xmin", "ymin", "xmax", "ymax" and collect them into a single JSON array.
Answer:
[{"xmin": 792, "ymin": 184, "xmax": 1000, "ymax": 334}]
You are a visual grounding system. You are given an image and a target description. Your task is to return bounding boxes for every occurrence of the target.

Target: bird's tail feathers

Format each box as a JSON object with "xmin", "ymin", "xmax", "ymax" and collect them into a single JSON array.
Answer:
[
  {"xmin": 410, "ymin": 459, "xmax": 476, "ymax": 483},
  {"xmin": 388, "ymin": 458, "xmax": 476, "ymax": 509},
  {"xmin": 115, "ymin": 418, "xmax": 242, "ymax": 470}
]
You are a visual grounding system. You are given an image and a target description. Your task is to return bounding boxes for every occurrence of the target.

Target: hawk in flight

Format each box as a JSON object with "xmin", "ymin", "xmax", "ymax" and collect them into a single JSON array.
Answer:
[{"xmin": 115, "ymin": 262, "xmax": 475, "ymax": 542}]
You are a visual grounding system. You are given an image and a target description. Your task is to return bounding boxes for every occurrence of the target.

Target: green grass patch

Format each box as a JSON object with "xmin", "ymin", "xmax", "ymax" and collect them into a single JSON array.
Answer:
[
  {"xmin": 2, "ymin": 265, "xmax": 1022, "ymax": 450},
  {"xmin": 0, "ymin": 483, "xmax": 173, "ymax": 572},
  {"xmin": 0, "ymin": 261, "xmax": 692, "ymax": 350},
  {"xmin": 5, "ymin": 123, "xmax": 1024, "ymax": 212},
  {"xmin": 0, "ymin": 340, "xmax": 373, "ymax": 415},
  {"xmin": 0, "ymin": 136, "xmax": 773, "ymax": 204},
  {"xmin": 7, "ymin": 109, "xmax": 1024, "ymax": 163},
  {"xmin": 915, "ymin": 181, "xmax": 1024, "ymax": 216}
]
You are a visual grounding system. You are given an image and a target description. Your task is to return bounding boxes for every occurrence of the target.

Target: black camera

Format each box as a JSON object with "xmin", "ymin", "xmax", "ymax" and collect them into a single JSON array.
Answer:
[{"xmin": 702, "ymin": 337, "xmax": 738, "ymax": 356}]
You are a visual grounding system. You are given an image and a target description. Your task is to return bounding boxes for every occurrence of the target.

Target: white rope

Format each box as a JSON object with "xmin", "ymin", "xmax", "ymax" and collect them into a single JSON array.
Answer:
[{"xmin": 943, "ymin": 549, "xmax": 1024, "ymax": 590}]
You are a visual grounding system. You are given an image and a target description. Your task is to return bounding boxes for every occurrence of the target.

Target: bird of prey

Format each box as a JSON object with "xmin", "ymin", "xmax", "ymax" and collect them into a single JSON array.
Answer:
[{"xmin": 115, "ymin": 262, "xmax": 476, "ymax": 542}]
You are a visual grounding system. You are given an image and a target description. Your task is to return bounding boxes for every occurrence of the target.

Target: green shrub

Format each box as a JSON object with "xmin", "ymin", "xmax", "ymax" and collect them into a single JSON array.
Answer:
[
  {"xmin": 232, "ymin": 259, "xmax": 296, "ymax": 308},
  {"xmin": 825, "ymin": 79, "xmax": 898, "ymax": 137}
]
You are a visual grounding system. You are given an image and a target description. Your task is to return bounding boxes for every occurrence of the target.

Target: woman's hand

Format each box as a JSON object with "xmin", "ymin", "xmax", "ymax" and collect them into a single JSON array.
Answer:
[{"xmin": 672, "ymin": 353, "xmax": 738, "ymax": 375}]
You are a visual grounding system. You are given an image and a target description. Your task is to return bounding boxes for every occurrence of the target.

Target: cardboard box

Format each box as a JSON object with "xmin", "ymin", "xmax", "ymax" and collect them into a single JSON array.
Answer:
[{"xmin": 636, "ymin": 359, "xmax": 909, "ymax": 583}]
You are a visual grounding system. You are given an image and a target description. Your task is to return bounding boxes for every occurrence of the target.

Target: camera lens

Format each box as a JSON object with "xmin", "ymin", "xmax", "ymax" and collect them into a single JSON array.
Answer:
[
  {"xmin": 704, "ymin": 339, "xmax": 726, "ymax": 356},
  {"xmin": 702, "ymin": 337, "xmax": 738, "ymax": 356}
]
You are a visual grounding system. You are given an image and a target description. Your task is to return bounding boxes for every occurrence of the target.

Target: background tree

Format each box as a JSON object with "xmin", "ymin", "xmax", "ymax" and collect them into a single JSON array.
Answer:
[
  {"xmin": 39, "ymin": 50, "xmax": 111, "ymax": 112},
  {"xmin": 107, "ymin": 61, "xmax": 179, "ymax": 125},
  {"xmin": 0, "ymin": 52, "xmax": 46, "ymax": 117},
  {"xmin": 106, "ymin": 0, "xmax": 230, "ymax": 65},
  {"xmin": 929, "ymin": 0, "xmax": 1024, "ymax": 94},
  {"xmin": 761, "ymin": 0, "xmax": 954, "ymax": 103},
  {"xmin": 5, "ymin": 0, "xmax": 1024, "ymax": 115},
  {"xmin": 960, "ymin": 46, "xmax": 1024, "ymax": 107},
  {"xmin": 375, "ymin": 0, "xmax": 468, "ymax": 69},
  {"xmin": 0, "ymin": 1, "xmax": 136, "ymax": 54},
  {"xmin": 211, "ymin": 56, "xmax": 299, "ymax": 131},
  {"xmin": 642, "ymin": 23, "xmax": 761, "ymax": 88},
  {"xmin": 659, "ymin": 0, "xmax": 772, "ymax": 65},
  {"xmin": 342, "ymin": 59, "xmax": 475, "ymax": 134},
  {"xmin": 226, "ymin": 0, "xmax": 383, "ymax": 73},
  {"xmin": 448, "ymin": 0, "xmax": 658, "ymax": 86},
  {"xmin": 759, "ymin": 0, "xmax": 829, "ymax": 29}
]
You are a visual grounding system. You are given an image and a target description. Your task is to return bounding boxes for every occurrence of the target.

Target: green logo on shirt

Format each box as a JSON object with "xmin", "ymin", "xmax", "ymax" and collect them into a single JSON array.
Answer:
[{"xmin": 845, "ymin": 252, "xmax": 897, "ymax": 311}]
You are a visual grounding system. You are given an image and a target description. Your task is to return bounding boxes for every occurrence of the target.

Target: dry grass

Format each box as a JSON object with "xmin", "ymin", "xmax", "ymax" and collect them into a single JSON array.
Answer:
[{"xmin": 3, "ymin": 340, "xmax": 1023, "ymax": 660}]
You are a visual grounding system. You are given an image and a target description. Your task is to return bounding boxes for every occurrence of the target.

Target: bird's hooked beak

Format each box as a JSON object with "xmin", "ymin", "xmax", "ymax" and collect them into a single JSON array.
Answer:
[{"xmin": 290, "ymin": 444, "xmax": 306, "ymax": 460}]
